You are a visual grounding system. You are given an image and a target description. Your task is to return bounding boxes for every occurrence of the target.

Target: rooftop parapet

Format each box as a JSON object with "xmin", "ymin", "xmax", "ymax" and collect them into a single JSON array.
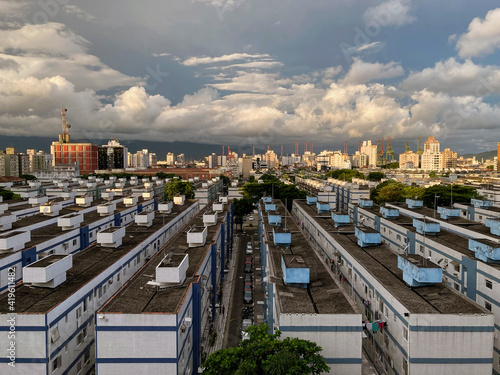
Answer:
[
  {"xmin": 97, "ymin": 226, "xmax": 126, "ymax": 248},
  {"xmin": 398, "ymin": 254, "xmax": 442, "ymax": 287},
  {"xmin": 413, "ymin": 218, "xmax": 440, "ymax": 235},
  {"xmin": 380, "ymin": 206, "xmax": 399, "ymax": 219},
  {"xmin": 471, "ymin": 198, "xmax": 493, "ymax": 209},
  {"xmin": 316, "ymin": 202, "xmax": 330, "ymax": 214},
  {"xmin": 158, "ymin": 201, "xmax": 173, "ymax": 214},
  {"xmin": 23, "ymin": 254, "xmax": 73, "ymax": 288},
  {"xmin": 97, "ymin": 202, "xmax": 116, "ymax": 216},
  {"xmin": 355, "ymin": 227, "xmax": 381, "ymax": 248},
  {"xmin": 123, "ymin": 196, "xmax": 138, "ymax": 207},
  {"xmin": 332, "ymin": 213, "xmax": 350, "ymax": 226},
  {"xmin": 485, "ymin": 218, "xmax": 500, "ymax": 236},
  {"xmin": 0, "ymin": 230, "xmax": 30, "ymax": 253},
  {"xmin": 135, "ymin": 211, "xmax": 154, "ymax": 227},
  {"xmin": 76, "ymin": 196, "xmax": 93, "ymax": 207},
  {"xmin": 265, "ymin": 203, "xmax": 276, "ymax": 212},
  {"xmin": 281, "ymin": 254, "xmax": 309, "ymax": 288},
  {"xmin": 406, "ymin": 198, "xmax": 423, "ymax": 209},
  {"xmin": 358, "ymin": 199, "xmax": 373, "ymax": 208},
  {"xmin": 203, "ymin": 211, "xmax": 218, "ymax": 226},
  {"xmin": 306, "ymin": 196, "xmax": 318, "ymax": 205},
  {"xmin": 437, "ymin": 206, "xmax": 461, "ymax": 220},
  {"xmin": 57, "ymin": 213, "xmax": 83, "ymax": 231},
  {"xmin": 29, "ymin": 196, "xmax": 48, "ymax": 207},
  {"xmin": 262, "ymin": 197, "xmax": 272, "ymax": 203},
  {"xmin": 469, "ymin": 238, "xmax": 500, "ymax": 263}
]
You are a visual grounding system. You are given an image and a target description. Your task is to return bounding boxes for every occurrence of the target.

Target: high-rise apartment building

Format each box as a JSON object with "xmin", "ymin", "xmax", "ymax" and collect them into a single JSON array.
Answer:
[
  {"xmin": 421, "ymin": 136, "xmax": 442, "ymax": 171},
  {"xmin": 399, "ymin": 151, "xmax": 420, "ymax": 169},
  {"xmin": 166, "ymin": 152, "xmax": 175, "ymax": 165},
  {"xmin": 360, "ymin": 140, "xmax": 378, "ymax": 167},
  {"xmin": 97, "ymin": 139, "xmax": 128, "ymax": 170},
  {"xmin": 441, "ymin": 147, "xmax": 457, "ymax": 170},
  {"xmin": 424, "ymin": 136, "xmax": 440, "ymax": 153},
  {"xmin": 264, "ymin": 149, "xmax": 278, "ymax": 169}
]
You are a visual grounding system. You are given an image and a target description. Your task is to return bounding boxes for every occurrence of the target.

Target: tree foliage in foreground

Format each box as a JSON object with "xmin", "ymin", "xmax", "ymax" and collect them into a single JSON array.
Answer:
[
  {"xmin": 202, "ymin": 324, "xmax": 329, "ymax": 375},
  {"xmin": 370, "ymin": 180, "xmax": 425, "ymax": 205},
  {"xmin": 164, "ymin": 180, "xmax": 195, "ymax": 201},
  {"xmin": 325, "ymin": 169, "xmax": 364, "ymax": 182},
  {"xmin": 241, "ymin": 180, "xmax": 307, "ymax": 211}
]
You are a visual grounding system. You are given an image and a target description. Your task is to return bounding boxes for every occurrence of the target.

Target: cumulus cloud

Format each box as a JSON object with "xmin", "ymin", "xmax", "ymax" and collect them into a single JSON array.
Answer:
[
  {"xmin": 63, "ymin": 5, "xmax": 97, "ymax": 23},
  {"xmin": 456, "ymin": 8, "xmax": 500, "ymax": 58},
  {"xmin": 182, "ymin": 53, "xmax": 271, "ymax": 66},
  {"xmin": 363, "ymin": 0, "xmax": 415, "ymax": 27},
  {"xmin": 401, "ymin": 58, "xmax": 500, "ymax": 96},
  {"xmin": 340, "ymin": 58, "xmax": 404, "ymax": 84}
]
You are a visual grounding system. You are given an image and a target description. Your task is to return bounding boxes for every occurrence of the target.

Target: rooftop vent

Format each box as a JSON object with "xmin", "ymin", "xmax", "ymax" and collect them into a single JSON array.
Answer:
[
  {"xmin": 212, "ymin": 202, "xmax": 224, "ymax": 212},
  {"xmin": 144, "ymin": 182, "xmax": 152, "ymax": 189},
  {"xmin": 86, "ymin": 182, "xmax": 96, "ymax": 188},
  {"xmin": 101, "ymin": 191, "xmax": 115, "ymax": 201},
  {"xmin": 413, "ymin": 219, "xmax": 440, "ymax": 235},
  {"xmin": 306, "ymin": 196, "xmax": 318, "ymax": 205},
  {"xmin": 76, "ymin": 196, "xmax": 93, "ymax": 207},
  {"xmin": 187, "ymin": 226, "xmax": 207, "ymax": 247},
  {"xmin": 29, "ymin": 181, "xmax": 41, "ymax": 188},
  {"xmin": 437, "ymin": 206, "xmax": 461, "ymax": 220},
  {"xmin": 380, "ymin": 206, "xmax": 399, "ymax": 219},
  {"xmin": 29, "ymin": 196, "xmax": 48, "ymax": 207},
  {"xmin": 262, "ymin": 197, "xmax": 272, "ymax": 203},
  {"xmin": 60, "ymin": 191, "xmax": 76, "ymax": 200},
  {"xmin": 158, "ymin": 201, "xmax": 173, "ymax": 214},
  {"xmin": 97, "ymin": 227, "xmax": 126, "ymax": 248},
  {"xmin": 129, "ymin": 180, "xmax": 138, "ymax": 186},
  {"xmin": 281, "ymin": 254, "xmax": 310, "ymax": 288},
  {"xmin": 471, "ymin": 199, "xmax": 493, "ymax": 209},
  {"xmin": 316, "ymin": 202, "xmax": 330, "ymax": 214},
  {"xmin": 142, "ymin": 191, "xmax": 154, "ymax": 200},
  {"xmin": 485, "ymin": 218, "xmax": 500, "ymax": 236},
  {"xmin": 272, "ymin": 227, "xmax": 291, "ymax": 247},
  {"xmin": 174, "ymin": 195, "xmax": 185, "ymax": 205},
  {"xmin": 358, "ymin": 199, "xmax": 373, "ymax": 208},
  {"xmin": 154, "ymin": 254, "xmax": 189, "ymax": 285},
  {"xmin": 124, "ymin": 196, "xmax": 138, "ymax": 207},
  {"xmin": 265, "ymin": 203, "xmax": 276, "ymax": 212},
  {"xmin": 468, "ymin": 238, "xmax": 500, "ymax": 263},
  {"xmin": 135, "ymin": 211, "xmax": 155, "ymax": 227},
  {"xmin": 0, "ymin": 230, "xmax": 30, "ymax": 253},
  {"xmin": 203, "ymin": 211, "xmax": 218, "ymax": 226},
  {"xmin": 332, "ymin": 213, "xmax": 350, "ymax": 226},
  {"xmin": 0, "ymin": 214, "xmax": 16, "ymax": 231},
  {"xmin": 40, "ymin": 202, "xmax": 62, "ymax": 216},
  {"xmin": 355, "ymin": 227, "xmax": 381, "ymax": 248},
  {"xmin": 23, "ymin": 254, "xmax": 72, "ymax": 288},
  {"xmin": 268, "ymin": 214, "xmax": 282, "ymax": 226},
  {"xmin": 398, "ymin": 254, "xmax": 442, "ymax": 287},
  {"xmin": 97, "ymin": 202, "xmax": 116, "ymax": 216},
  {"xmin": 57, "ymin": 213, "xmax": 83, "ymax": 231},
  {"xmin": 0, "ymin": 203, "xmax": 7, "ymax": 215},
  {"xmin": 219, "ymin": 196, "xmax": 228, "ymax": 204},
  {"xmin": 141, "ymin": 178, "xmax": 149, "ymax": 183},
  {"xmin": 406, "ymin": 198, "xmax": 423, "ymax": 209}
]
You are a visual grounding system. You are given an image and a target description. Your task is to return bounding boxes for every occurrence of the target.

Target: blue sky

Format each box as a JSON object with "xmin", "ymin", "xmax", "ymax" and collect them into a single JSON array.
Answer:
[{"xmin": 1, "ymin": 0, "xmax": 500, "ymax": 154}]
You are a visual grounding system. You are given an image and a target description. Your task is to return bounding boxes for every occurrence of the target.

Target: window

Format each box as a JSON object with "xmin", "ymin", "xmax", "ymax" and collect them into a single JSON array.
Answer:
[
  {"xmin": 397, "ymin": 234, "xmax": 401, "ymax": 241},
  {"xmin": 103, "ymin": 285, "xmax": 106, "ymax": 295},
  {"xmin": 98, "ymin": 286, "xmax": 102, "ymax": 298},
  {"xmin": 65, "ymin": 314, "xmax": 68, "ymax": 323},
  {"xmin": 428, "ymin": 250, "xmax": 432, "ymax": 258},
  {"xmin": 420, "ymin": 245, "xmax": 424, "ymax": 254},
  {"xmin": 486, "ymin": 279, "xmax": 493, "ymax": 289},
  {"xmin": 83, "ymin": 299, "xmax": 87, "ymax": 312},
  {"xmin": 485, "ymin": 301, "xmax": 492, "ymax": 311},
  {"xmin": 77, "ymin": 361, "xmax": 82, "ymax": 374},
  {"xmin": 117, "ymin": 273, "xmax": 120, "ymax": 282},
  {"xmin": 479, "ymin": 215, "xmax": 483, "ymax": 220},
  {"xmin": 84, "ymin": 350, "xmax": 91, "ymax": 364},
  {"xmin": 52, "ymin": 356, "xmax": 61, "ymax": 372},
  {"xmin": 83, "ymin": 326, "xmax": 88, "ymax": 338},
  {"xmin": 73, "ymin": 239, "xmax": 77, "ymax": 246},
  {"xmin": 454, "ymin": 283, "xmax": 460, "ymax": 291},
  {"xmin": 77, "ymin": 332, "xmax": 83, "ymax": 346},
  {"xmin": 89, "ymin": 232, "xmax": 93, "ymax": 239},
  {"xmin": 403, "ymin": 358, "xmax": 408, "ymax": 375},
  {"xmin": 403, "ymin": 326, "xmax": 409, "ymax": 341},
  {"xmin": 76, "ymin": 307, "xmax": 82, "ymax": 320}
]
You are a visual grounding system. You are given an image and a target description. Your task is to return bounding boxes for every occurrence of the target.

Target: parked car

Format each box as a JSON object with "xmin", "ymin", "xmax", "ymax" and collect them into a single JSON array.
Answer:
[
  {"xmin": 245, "ymin": 256, "xmax": 253, "ymax": 263},
  {"xmin": 246, "ymin": 242, "xmax": 253, "ymax": 254},
  {"xmin": 245, "ymin": 263, "xmax": 253, "ymax": 273},
  {"xmin": 244, "ymin": 283, "xmax": 253, "ymax": 292},
  {"xmin": 245, "ymin": 275, "xmax": 253, "ymax": 283},
  {"xmin": 241, "ymin": 318, "xmax": 254, "ymax": 340},
  {"xmin": 249, "ymin": 216, "xmax": 254, "ymax": 221},
  {"xmin": 243, "ymin": 290, "xmax": 253, "ymax": 304}
]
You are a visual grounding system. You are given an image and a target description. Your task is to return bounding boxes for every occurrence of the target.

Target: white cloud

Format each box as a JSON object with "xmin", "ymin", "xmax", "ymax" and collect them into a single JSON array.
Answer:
[
  {"xmin": 401, "ymin": 58, "xmax": 500, "ymax": 96},
  {"xmin": 152, "ymin": 52, "xmax": 171, "ymax": 57},
  {"xmin": 182, "ymin": 53, "xmax": 271, "ymax": 66},
  {"xmin": 340, "ymin": 58, "xmax": 404, "ymax": 84},
  {"xmin": 456, "ymin": 8, "xmax": 500, "ymax": 58},
  {"xmin": 363, "ymin": 0, "xmax": 415, "ymax": 27},
  {"xmin": 63, "ymin": 5, "xmax": 97, "ymax": 23}
]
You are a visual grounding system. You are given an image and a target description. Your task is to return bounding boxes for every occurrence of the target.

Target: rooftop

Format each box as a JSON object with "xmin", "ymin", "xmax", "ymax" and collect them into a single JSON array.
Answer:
[
  {"xmin": 99, "ymin": 203, "xmax": 229, "ymax": 314},
  {"xmin": 296, "ymin": 200, "xmax": 487, "ymax": 315},
  {"xmin": 262, "ymin": 200, "xmax": 355, "ymax": 315},
  {"xmin": 0, "ymin": 201, "xmax": 198, "ymax": 314}
]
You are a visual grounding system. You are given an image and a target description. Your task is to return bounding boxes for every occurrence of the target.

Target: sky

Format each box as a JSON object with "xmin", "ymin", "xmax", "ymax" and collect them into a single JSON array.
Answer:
[{"xmin": 1, "ymin": 0, "xmax": 500, "ymax": 156}]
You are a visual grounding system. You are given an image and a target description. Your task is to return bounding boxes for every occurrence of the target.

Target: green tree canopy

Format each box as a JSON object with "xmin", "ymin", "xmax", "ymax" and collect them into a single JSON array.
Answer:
[
  {"xmin": 367, "ymin": 172, "xmax": 385, "ymax": 181},
  {"xmin": 0, "ymin": 187, "xmax": 16, "ymax": 201},
  {"xmin": 240, "ymin": 180, "xmax": 306, "ymax": 211},
  {"xmin": 370, "ymin": 181, "xmax": 425, "ymax": 205},
  {"xmin": 155, "ymin": 172, "xmax": 177, "ymax": 179},
  {"xmin": 381, "ymin": 162, "xmax": 399, "ymax": 169},
  {"xmin": 325, "ymin": 169, "xmax": 364, "ymax": 182},
  {"xmin": 202, "ymin": 324, "xmax": 329, "ymax": 375},
  {"xmin": 20, "ymin": 174, "xmax": 37, "ymax": 180},
  {"xmin": 164, "ymin": 180, "xmax": 195, "ymax": 201},
  {"xmin": 422, "ymin": 184, "xmax": 479, "ymax": 208},
  {"xmin": 219, "ymin": 174, "xmax": 231, "ymax": 186}
]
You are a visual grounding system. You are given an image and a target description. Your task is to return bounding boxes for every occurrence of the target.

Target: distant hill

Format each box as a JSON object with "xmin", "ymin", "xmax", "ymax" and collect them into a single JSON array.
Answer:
[{"xmin": 460, "ymin": 150, "xmax": 497, "ymax": 160}]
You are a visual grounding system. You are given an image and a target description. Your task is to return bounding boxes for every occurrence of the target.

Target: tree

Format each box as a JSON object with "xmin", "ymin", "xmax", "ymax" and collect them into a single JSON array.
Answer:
[
  {"xmin": 156, "ymin": 172, "xmax": 177, "ymax": 179},
  {"xmin": 325, "ymin": 169, "xmax": 364, "ymax": 182},
  {"xmin": 233, "ymin": 198, "xmax": 255, "ymax": 230},
  {"xmin": 219, "ymin": 174, "xmax": 231, "ymax": 186},
  {"xmin": 370, "ymin": 181, "xmax": 425, "ymax": 205},
  {"xmin": 422, "ymin": 184, "xmax": 479, "ymax": 208},
  {"xmin": 428, "ymin": 171, "xmax": 437, "ymax": 178},
  {"xmin": 0, "ymin": 187, "xmax": 16, "ymax": 201},
  {"xmin": 20, "ymin": 174, "xmax": 37, "ymax": 180},
  {"xmin": 367, "ymin": 172, "xmax": 385, "ymax": 181},
  {"xmin": 381, "ymin": 162, "xmax": 399, "ymax": 169},
  {"xmin": 164, "ymin": 180, "xmax": 195, "ymax": 201},
  {"xmin": 202, "ymin": 324, "xmax": 329, "ymax": 375},
  {"xmin": 240, "ymin": 181, "xmax": 306, "ymax": 211}
]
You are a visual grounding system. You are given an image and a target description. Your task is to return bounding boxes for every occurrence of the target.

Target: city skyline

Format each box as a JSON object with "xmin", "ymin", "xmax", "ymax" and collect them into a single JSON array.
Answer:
[{"xmin": 1, "ymin": 2, "xmax": 500, "ymax": 154}]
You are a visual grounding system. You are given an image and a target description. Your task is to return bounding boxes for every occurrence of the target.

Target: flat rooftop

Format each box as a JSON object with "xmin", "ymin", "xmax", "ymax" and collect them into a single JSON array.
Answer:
[
  {"xmin": 262, "ymin": 200, "xmax": 355, "ymax": 315},
  {"xmin": 0, "ymin": 197, "xmax": 155, "ymax": 260},
  {"xmin": 296, "ymin": 200, "xmax": 487, "ymax": 315},
  {"xmin": 100, "ymin": 204, "xmax": 229, "ymax": 314},
  {"xmin": 6, "ymin": 197, "xmax": 66, "ymax": 213},
  {"xmin": 0, "ymin": 201, "xmax": 198, "ymax": 314}
]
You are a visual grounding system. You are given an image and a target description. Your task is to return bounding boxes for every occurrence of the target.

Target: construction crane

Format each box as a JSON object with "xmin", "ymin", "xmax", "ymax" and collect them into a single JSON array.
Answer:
[
  {"xmin": 417, "ymin": 136, "xmax": 423, "ymax": 155},
  {"xmin": 59, "ymin": 107, "xmax": 71, "ymax": 143},
  {"xmin": 386, "ymin": 137, "xmax": 394, "ymax": 162},
  {"xmin": 404, "ymin": 140, "xmax": 411, "ymax": 152}
]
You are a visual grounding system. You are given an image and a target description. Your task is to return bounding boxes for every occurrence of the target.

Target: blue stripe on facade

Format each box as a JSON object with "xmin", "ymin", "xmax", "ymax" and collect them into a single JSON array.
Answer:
[
  {"xmin": 324, "ymin": 358, "xmax": 362, "ymax": 364},
  {"xmin": 410, "ymin": 357, "xmax": 492, "ymax": 364},
  {"xmin": 0, "ymin": 358, "xmax": 47, "ymax": 363},
  {"xmin": 0, "ymin": 325, "xmax": 45, "ymax": 331},
  {"xmin": 96, "ymin": 325, "xmax": 177, "ymax": 332},
  {"xmin": 409, "ymin": 325, "xmax": 494, "ymax": 332},
  {"xmin": 279, "ymin": 325, "xmax": 362, "ymax": 332},
  {"xmin": 50, "ymin": 315, "xmax": 94, "ymax": 358}
]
